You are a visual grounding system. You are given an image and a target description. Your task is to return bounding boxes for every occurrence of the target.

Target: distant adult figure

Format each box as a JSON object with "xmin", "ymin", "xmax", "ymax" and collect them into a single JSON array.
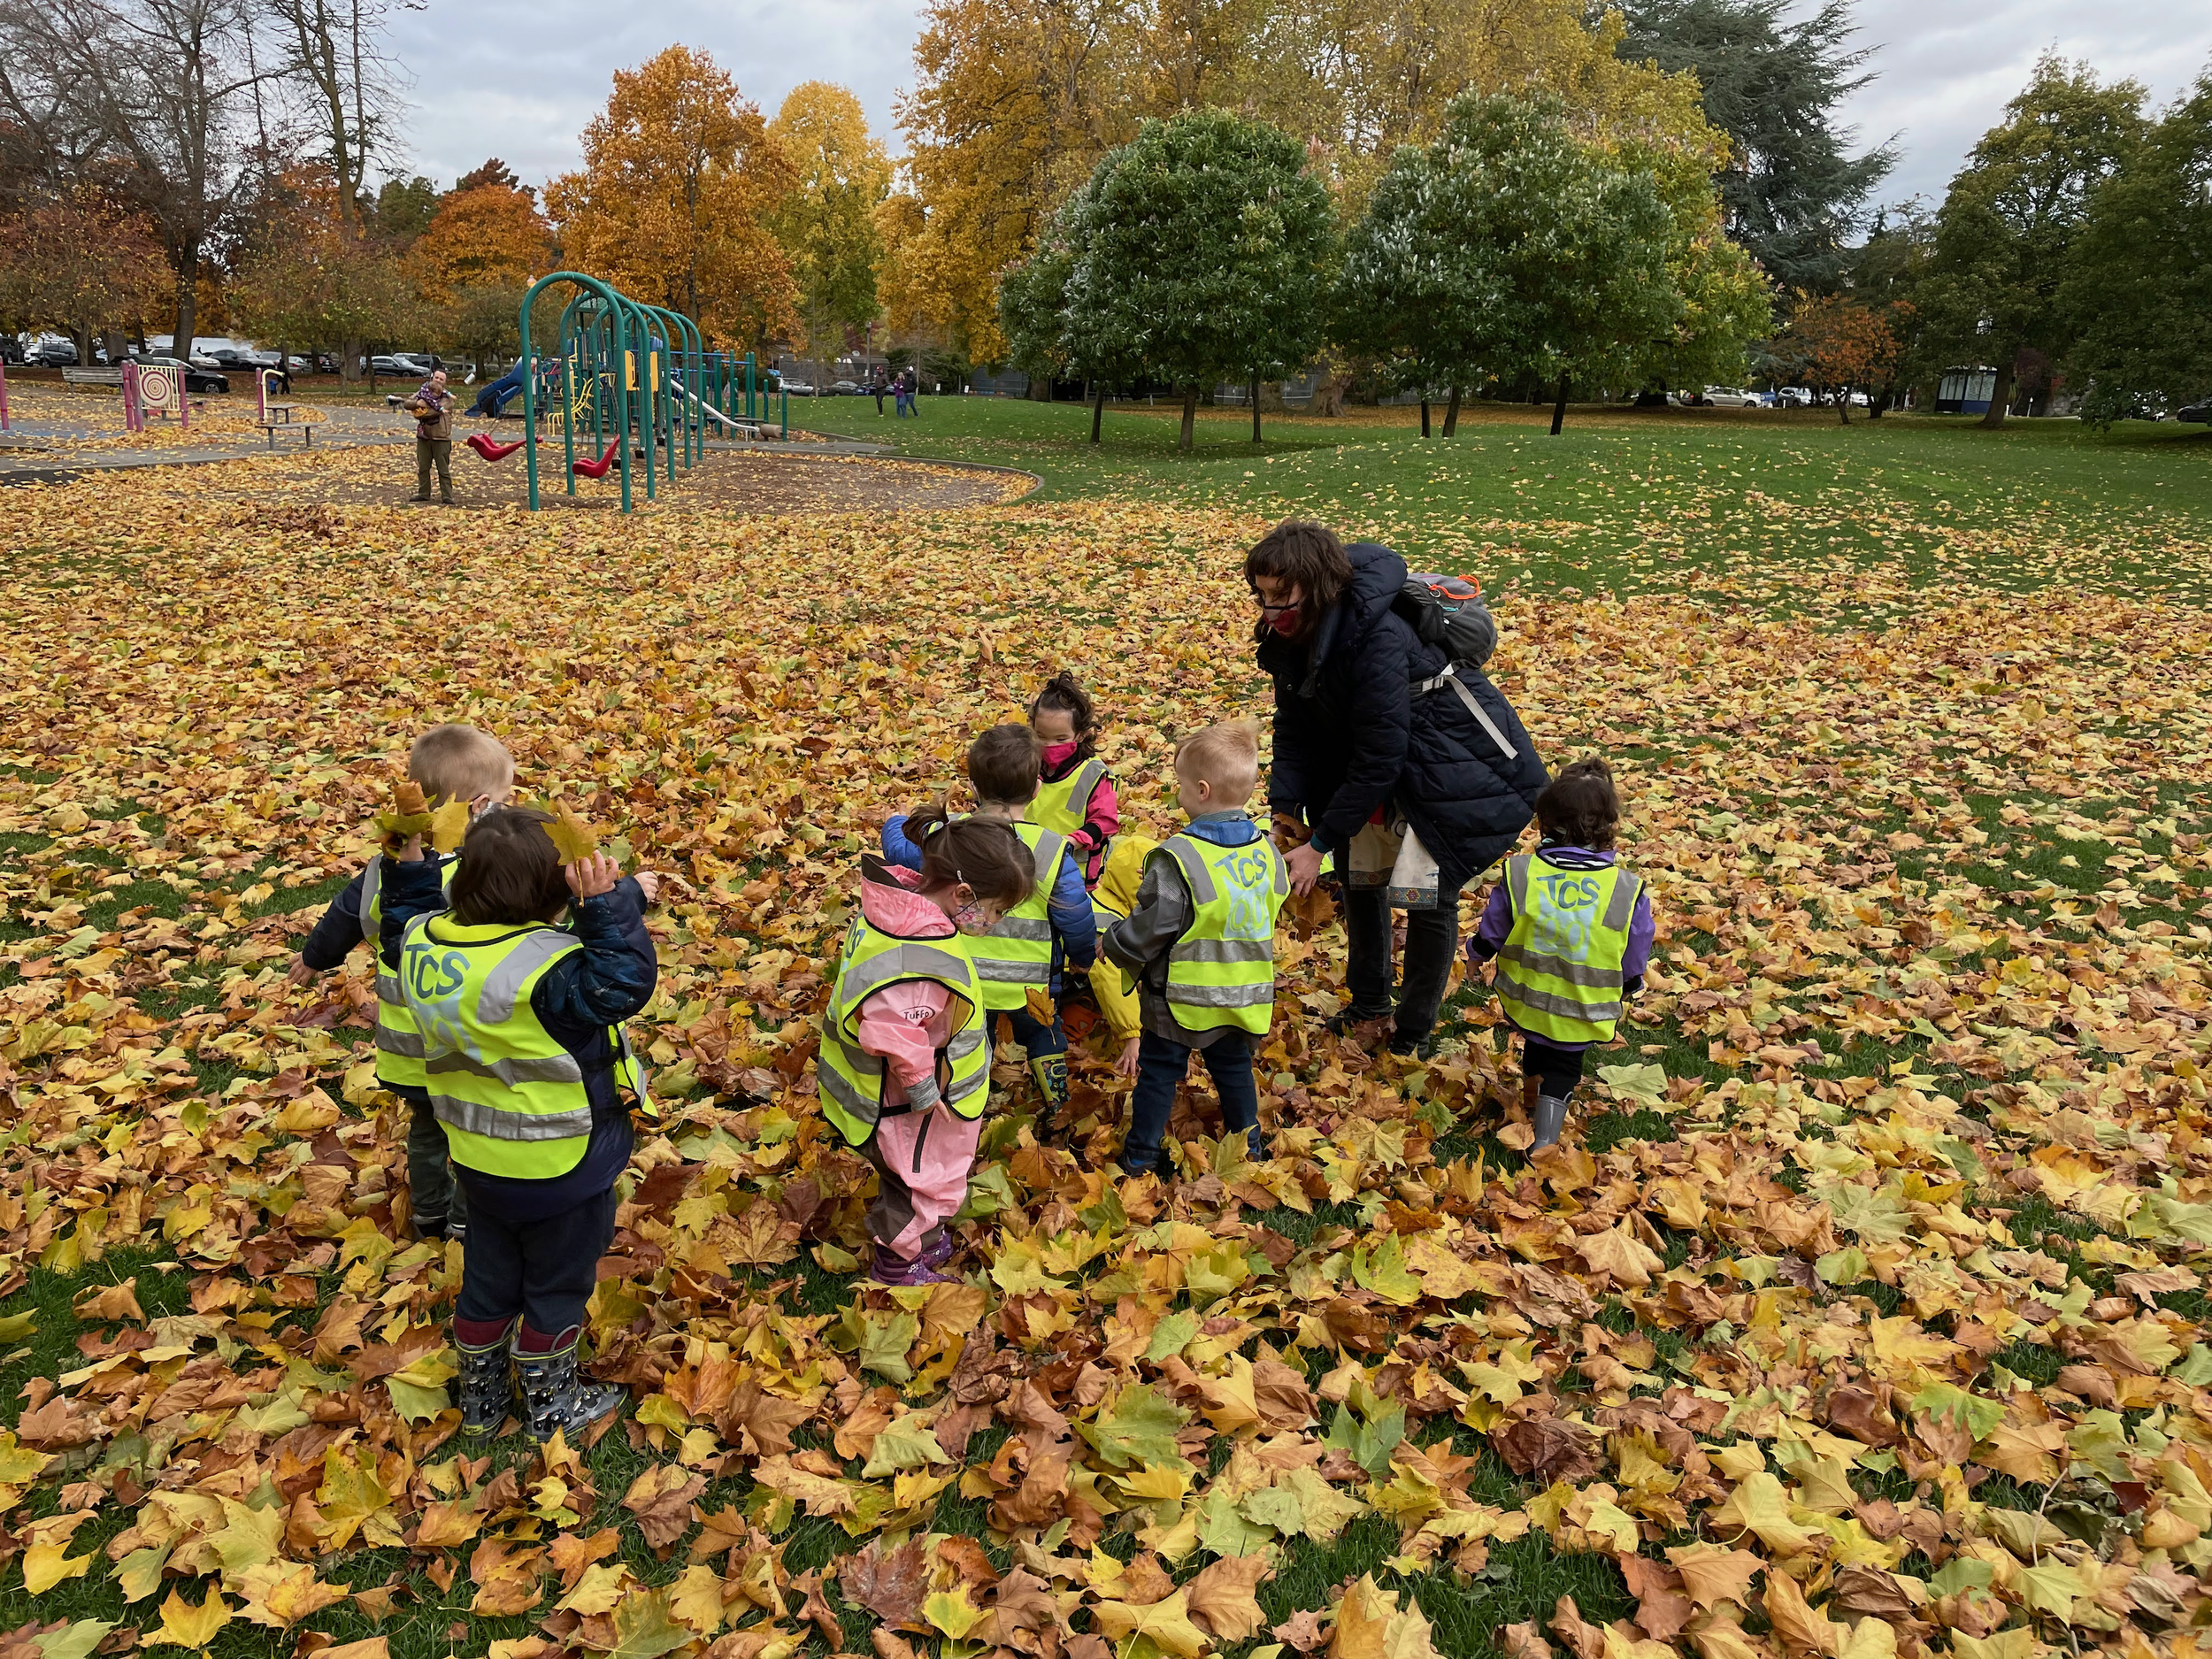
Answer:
[
  {"xmin": 873, "ymin": 374, "xmax": 887, "ymax": 415},
  {"xmin": 407, "ymin": 369, "xmax": 455, "ymax": 505},
  {"xmin": 1248, "ymin": 520, "xmax": 1548, "ymax": 1057}
]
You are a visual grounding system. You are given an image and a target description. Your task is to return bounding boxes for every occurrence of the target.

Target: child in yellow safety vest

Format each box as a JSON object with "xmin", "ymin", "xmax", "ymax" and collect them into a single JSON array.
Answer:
[
  {"xmin": 883, "ymin": 726, "xmax": 1096, "ymax": 1133},
  {"xmin": 290, "ymin": 723, "xmax": 513, "ymax": 1244},
  {"xmin": 819, "ymin": 815, "xmax": 1036, "ymax": 1286},
  {"xmin": 1465, "ymin": 757, "xmax": 1654, "ymax": 1152},
  {"xmin": 379, "ymin": 808, "xmax": 661, "ymax": 1442},
  {"xmin": 1102, "ymin": 721, "xmax": 1288, "ymax": 1177},
  {"xmin": 1027, "ymin": 672, "xmax": 1119, "ymax": 888}
]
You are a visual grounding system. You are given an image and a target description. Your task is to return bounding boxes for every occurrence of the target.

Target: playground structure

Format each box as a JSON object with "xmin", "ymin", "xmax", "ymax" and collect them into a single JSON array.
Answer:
[{"xmin": 506, "ymin": 272, "xmax": 789, "ymax": 513}]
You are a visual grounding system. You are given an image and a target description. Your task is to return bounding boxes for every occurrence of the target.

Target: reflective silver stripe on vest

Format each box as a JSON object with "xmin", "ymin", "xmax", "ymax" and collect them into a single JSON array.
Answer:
[
  {"xmin": 1061, "ymin": 760, "xmax": 1103, "ymax": 813},
  {"xmin": 1169, "ymin": 937, "xmax": 1275, "ymax": 964},
  {"xmin": 946, "ymin": 1065, "xmax": 988, "ymax": 1105},
  {"xmin": 375, "ymin": 1025, "xmax": 427, "ymax": 1058},
  {"xmin": 973, "ymin": 958, "xmax": 1051, "ymax": 982},
  {"xmin": 1164, "ymin": 839, "xmax": 1217, "ymax": 905},
  {"xmin": 1602, "ymin": 872, "xmax": 1642, "ymax": 932},
  {"xmin": 427, "ymin": 1048, "xmax": 586, "ymax": 1087},
  {"xmin": 837, "ymin": 942, "xmax": 976, "ymax": 1007},
  {"xmin": 1495, "ymin": 943, "xmax": 1626, "ymax": 990},
  {"xmin": 1166, "ymin": 980, "xmax": 1278, "ymax": 1008},
  {"xmin": 430, "ymin": 1094, "xmax": 595, "ymax": 1141},
  {"xmin": 376, "ymin": 972, "xmax": 403, "ymax": 1006},
  {"xmin": 817, "ymin": 1062, "xmax": 881, "ymax": 1124},
  {"xmin": 946, "ymin": 1027, "xmax": 986, "ymax": 1061},
  {"xmin": 1497, "ymin": 966, "xmax": 1623, "ymax": 1024},
  {"xmin": 475, "ymin": 929, "xmax": 583, "ymax": 1024},
  {"xmin": 987, "ymin": 918, "xmax": 1054, "ymax": 941},
  {"xmin": 1026, "ymin": 828, "xmax": 1066, "ymax": 908},
  {"xmin": 358, "ymin": 858, "xmax": 381, "ymax": 931}
]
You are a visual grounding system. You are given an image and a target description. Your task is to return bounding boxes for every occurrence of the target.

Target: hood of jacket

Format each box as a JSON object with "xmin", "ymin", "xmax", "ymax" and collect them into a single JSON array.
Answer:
[
  {"xmin": 1288, "ymin": 541, "xmax": 1408, "ymax": 696},
  {"xmin": 858, "ymin": 855, "xmax": 956, "ymax": 940}
]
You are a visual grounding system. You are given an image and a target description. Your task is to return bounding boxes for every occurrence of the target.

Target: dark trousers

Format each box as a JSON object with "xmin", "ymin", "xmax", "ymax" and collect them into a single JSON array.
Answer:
[
  {"xmin": 415, "ymin": 438, "xmax": 452, "ymax": 501},
  {"xmin": 1345, "ymin": 886, "xmax": 1460, "ymax": 1041},
  {"xmin": 1525, "ymin": 1038, "xmax": 1587, "ymax": 1097},
  {"xmin": 396, "ymin": 1087, "xmax": 466, "ymax": 1229},
  {"xmin": 1123, "ymin": 1028, "xmax": 1257, "ymax": 1171},
  {"xmin": 455, "ymin": 1185, "xmax": 617, "ymax": 1340},
  {"xmin": 1004, "ymin": 1005, "xmax": 1064, "ymax": 1061}
]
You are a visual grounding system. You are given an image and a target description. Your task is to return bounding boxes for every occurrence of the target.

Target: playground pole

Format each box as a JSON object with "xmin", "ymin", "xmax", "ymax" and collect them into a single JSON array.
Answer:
[
  {"xmin": 0, "ymin": 358, "xmax": 10, "ymax": 431},
  {"xmin": 560, "ymin": 350, "xmax": 577, "ymax": 495},
  {"xmin": 780, "ymin": 384, "xmax": 787, "ymax": 441}
]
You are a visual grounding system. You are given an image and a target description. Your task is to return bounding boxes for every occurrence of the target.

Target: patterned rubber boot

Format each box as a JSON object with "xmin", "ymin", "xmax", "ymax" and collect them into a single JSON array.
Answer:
[
  {"xmin": 1030, "ymin": 1053, "xmax": 1069, "ymax": 1128},
  {"xmin": 1532, "ymin": 1094, "xmax": 1571, "ymax": 1151},
  {"xmin": 511, "ymin": 1331, "xmax": 625, "ymax": 1444},
  {"xmin": 1243, "ymin": 1124, "xmax": 1271, "ymax": 1165},
  {"xmin": 457, "ymin": 1321, "xmax": 517, "ymax": 1440}
]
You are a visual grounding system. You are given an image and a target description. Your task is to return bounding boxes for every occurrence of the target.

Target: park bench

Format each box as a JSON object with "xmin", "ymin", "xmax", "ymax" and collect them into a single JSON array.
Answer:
[
  {"xmin": 61, "ymin": 367, "xmax": 126, "ymax": 388},
  {"xmin": 256, "ymin": 402, "xmax": 313, "ymax": 448}
]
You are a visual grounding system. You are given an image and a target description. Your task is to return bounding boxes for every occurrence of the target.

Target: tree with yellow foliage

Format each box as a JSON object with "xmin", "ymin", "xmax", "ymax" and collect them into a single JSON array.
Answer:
[
  {"xmin": 544, "ymin": 46, "xmax": 798, "ymax": 349},
  {"xmin": 766, "ymin": 82, "xmax": 890, "ymax": 360}
]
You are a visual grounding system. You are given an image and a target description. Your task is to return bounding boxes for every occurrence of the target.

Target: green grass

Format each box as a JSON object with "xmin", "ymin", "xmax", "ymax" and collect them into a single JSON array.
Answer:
[{"xmin": 805, "ymin": 393, "xmax": 2212, "ymax": 600}]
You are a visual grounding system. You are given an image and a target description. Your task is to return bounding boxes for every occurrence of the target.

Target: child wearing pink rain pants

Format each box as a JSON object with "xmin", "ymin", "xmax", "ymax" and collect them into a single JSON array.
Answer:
[{"xmin": 817, "ymin": 813, "xmax": 1036, "ymax": 1286}]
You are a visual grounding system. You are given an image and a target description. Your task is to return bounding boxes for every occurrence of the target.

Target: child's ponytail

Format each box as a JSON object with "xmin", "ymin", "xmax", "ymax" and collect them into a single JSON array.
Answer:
[
  {"xmin": 1031, "ymin": 671, "xmax": 1100, "ymax": 762},
  {"xmin": 902, "ymin": 796, "xmax": 954, "ymax": 843},
  {"xmin": 912, "ymin": 811, "xmax": 1034, "ymax": 911}
]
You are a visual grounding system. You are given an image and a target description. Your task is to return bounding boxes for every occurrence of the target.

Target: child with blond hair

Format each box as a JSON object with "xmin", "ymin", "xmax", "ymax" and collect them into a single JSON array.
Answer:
[
  {"xmin": 1102, "ymin": 721, "xmax": 1288, "ymax": 1175},
  {"xmin": 292, "ymin": 723, "xmax": 514, "ymax": 1241}
]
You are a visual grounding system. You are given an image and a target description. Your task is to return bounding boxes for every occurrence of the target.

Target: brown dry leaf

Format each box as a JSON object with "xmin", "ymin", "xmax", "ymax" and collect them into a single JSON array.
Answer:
[
  {"xmin": 1491, "ymin": 1417, "xmax": 1599, "ymax": 1484},
  {"xmin": 1186, "ymin": 1553, "xmax": 1272, "ymax": 1640},
  {"xmin": 842, "ymin": 1536, "xmax": 928, "ymax": 1632},
  {"xmin": 620, "ymin": 1465, "xmax": 707, "ymax": 1549},
  {"xmin": 1666, "ymin": 1547, "xmax": 1765, "ymax": 1613}
]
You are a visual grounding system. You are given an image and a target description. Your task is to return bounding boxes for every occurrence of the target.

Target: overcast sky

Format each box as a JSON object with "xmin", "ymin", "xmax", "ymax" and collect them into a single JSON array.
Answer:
[{"xmin": 386, "ymin": 0, "xmax": 2212, "ymax": 217}]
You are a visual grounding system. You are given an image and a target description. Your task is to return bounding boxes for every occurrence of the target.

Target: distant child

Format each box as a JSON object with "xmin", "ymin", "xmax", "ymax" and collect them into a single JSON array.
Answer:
[
  {"xmin": 884, "ymin": 726, "xmax": 1097, "ymax": 1128},
  {"xmin": 379, "ymin": 809, "xmax": 660, "ymax": 1441},
  {"xmin": 819, "ymin": 816, "xmax": 1035, "ymax": 1285},
  {"xmin": 1027, "ymin": 672, "xmax": 1120, "ymax": 888},
  {"xmin": 291, "ymin": 723, "xmax": 514, "ymax": 1243},
  {"xmin": 1103, "ymin": 722, "xmax": 1288, "ymax": 1175},
  {"xmin": 1087, "ymin": 833, "xmax": 1157, "ymax": 1078},
  {"xmin": 1466, "ymin": 757, "xmax": 1653, "ymax": 1152}
]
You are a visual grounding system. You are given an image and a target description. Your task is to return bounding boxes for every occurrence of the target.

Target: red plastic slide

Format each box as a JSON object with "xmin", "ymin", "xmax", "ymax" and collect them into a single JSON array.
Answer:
[
  {"xmin": 571, "ymin": 439, "xmax": 620, "ymax": 480},
  {"xmin": 465, "ymin": 432, "xmax": 524, "ymax": 462}
]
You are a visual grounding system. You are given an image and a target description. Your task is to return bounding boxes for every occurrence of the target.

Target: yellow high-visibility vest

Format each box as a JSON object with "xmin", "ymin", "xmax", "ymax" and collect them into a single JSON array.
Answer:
[
  {"xmin": 818, "ymin": 911, "xmax": 989, "ymax": 1146},
  {"xmin": 1494, "ymin": 855, "xmax": 1643, "ymax": 1044},
  {"xmin": 961, "ymin": 819, "xmax": 1067, "ymax": 1011},
  {"xmin": 1028, "ymin": 758, "xmax": 1105, "ymax": 837},
  {"xmin": 1156, "ymin": 830, "xmax": 1287, "ymax": 1036},
  {"xmin": 360, "ymin": 856, "xmax": 457, "ymax": 1091}
]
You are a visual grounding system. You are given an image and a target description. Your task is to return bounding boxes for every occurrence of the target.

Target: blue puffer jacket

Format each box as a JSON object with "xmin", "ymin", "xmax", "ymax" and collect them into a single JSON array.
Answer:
[{"xmin": 1257, "ymin": 541, "xmax": 1549, "ymax": 895}]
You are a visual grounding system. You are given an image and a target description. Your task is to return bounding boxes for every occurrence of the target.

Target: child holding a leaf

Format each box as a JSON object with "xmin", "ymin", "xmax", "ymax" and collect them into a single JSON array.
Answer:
[
  {"xmin": 1465, "ymin": 757, "xmax": 1653, "ymax": 1152},
  {"xmin": 377, "ymin": 803, "xmax": 660, "ymax": 1441},
  {"xmin": 291, "ymin": 723, "xmax": 514, "ymax": 1243}
]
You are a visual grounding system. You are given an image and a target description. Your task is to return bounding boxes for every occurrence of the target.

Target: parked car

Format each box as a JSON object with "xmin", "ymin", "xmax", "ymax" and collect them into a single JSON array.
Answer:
[
  {"xmin": 30, "ymin": 340, "xmax": 79, "ymax": 366},
  {"xmin": 1775, "ymin": 387, "xmax": 1816, "ymax": 408},
  {"xmin": 827, "ymin": 379, "xmax": 862, "ymax": 396},
  {"xmin": 128, "ymin": 354, "xmax": 229, "ymax": 395},
  {"xmin": 1701, "ymin": 386, "xmax": 1758, "ymax": 408},
  {"xmin": 370, "ymin": 354, "xmax": 426, "ymax": 378},
  {"xmin": 2177, "ymin": 403, "xmax": 2211, "ymax": 424},
  {"xmin": 779, "ymin": 379, "xmax": 816, "ymax": 396}
]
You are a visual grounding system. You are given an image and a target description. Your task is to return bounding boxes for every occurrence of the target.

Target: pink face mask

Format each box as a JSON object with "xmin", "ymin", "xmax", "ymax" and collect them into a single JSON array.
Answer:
[{"xmin": 1040, "ymin": 740, "xmax": 1079, "ymax": 769}]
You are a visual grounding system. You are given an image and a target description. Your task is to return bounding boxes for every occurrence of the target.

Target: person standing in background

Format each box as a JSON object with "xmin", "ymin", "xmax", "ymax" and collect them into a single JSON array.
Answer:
[{"xmin": 408, "ymin": 369, "xmax": 455, "ymax": 505}]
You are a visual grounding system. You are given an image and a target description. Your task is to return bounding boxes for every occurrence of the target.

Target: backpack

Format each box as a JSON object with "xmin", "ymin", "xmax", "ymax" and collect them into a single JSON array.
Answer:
[{"xmin": 1392, "ymin": 572, "xmax": 1496, "ymax": 670}]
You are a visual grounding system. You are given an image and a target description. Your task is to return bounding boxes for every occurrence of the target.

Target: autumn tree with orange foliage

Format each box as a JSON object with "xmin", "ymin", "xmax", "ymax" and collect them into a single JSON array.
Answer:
[
  {"xmin": 545, "ymin": 46, "xmax": 797, "ymax": 349},
  {"xmin": 414, "ymin": 179, "xmax": 554, "ymax": 373},
  {"xmin": 0, "ymin": 189, "xmax": 168, "ymax": 365},
  {"xmin": 1775, "ymin": 293, "xmax": 1909, "ymax": 423}
]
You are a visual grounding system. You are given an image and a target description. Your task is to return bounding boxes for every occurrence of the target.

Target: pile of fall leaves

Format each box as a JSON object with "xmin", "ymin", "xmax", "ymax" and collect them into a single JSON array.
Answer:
[{"xmin": 0, "ymin": 468, "xmax": 2209, "ymax": 1659}]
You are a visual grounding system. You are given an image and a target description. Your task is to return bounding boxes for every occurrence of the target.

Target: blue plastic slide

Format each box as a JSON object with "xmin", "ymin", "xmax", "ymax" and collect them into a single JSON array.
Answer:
[{"xmin": 472, "ymin": 359, "xmax": 533, "ymax": 417}]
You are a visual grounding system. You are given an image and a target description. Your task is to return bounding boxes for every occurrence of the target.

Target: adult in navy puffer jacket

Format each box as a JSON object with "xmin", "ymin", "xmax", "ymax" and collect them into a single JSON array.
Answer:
[{"xmin": 1249, "ymin": 521, "xmax": 1549, "ymax": 1054}]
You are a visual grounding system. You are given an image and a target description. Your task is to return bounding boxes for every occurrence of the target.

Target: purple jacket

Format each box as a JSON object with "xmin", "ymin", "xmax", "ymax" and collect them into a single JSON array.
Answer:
[{"xmin": 1468, "ymin": 846, "xmax": 1653, "ymax": 1052}]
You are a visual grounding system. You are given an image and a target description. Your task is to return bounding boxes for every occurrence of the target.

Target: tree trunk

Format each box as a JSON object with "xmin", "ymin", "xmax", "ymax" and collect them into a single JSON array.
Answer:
[
  {"xmin": 173, "ymin": 266, "xmax": 197, "ymax": 370},
  {"xmin": 1980, "ymin": 353, "xmax": 2016, "ymax": 429},
  {"xmin": 1250, "ymin": 375, "xmax": 1261, "ymax": 443},
  {"xmin": 1550, "ymin": 373, "xmax": 1569, "ymax": 435},
  {"xmin": 1179, "ymin": 384, "xmax": 1197, "ymax": 450},
  {"xmin": 1091, "ymin": 382, "xmax": 1105, "ymax": 444},
  {"xmin": 1442, "ymin": 386, "xmax": 1461, "ymax": 437},
  {"xmin": 342, "ymin": 334, "xmax": 363, "ymax": 385},
  {"xmin": 1419, "ymin": 396, "xmax": 1430, "ymax": 438}
]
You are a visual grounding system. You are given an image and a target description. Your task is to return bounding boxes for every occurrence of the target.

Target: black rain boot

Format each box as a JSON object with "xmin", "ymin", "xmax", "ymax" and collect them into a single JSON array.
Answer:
[
  {"xmin": 457, "ymin": 1320, "xmax": 517, "ymax": 1440},
  {"xmin": 511, "ymin": 1329, "xmax": 624, "ymax": 1443}
]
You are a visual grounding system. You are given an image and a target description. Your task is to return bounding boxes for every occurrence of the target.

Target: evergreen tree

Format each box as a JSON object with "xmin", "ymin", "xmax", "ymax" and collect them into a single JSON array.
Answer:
[
  {"xmin": 2060, "ymin": 69, "xmax": 2212, "ymax": 426},
  {"xmin": 1615, "ymin": 0, "xmax": 1893, "ymax": 290}
]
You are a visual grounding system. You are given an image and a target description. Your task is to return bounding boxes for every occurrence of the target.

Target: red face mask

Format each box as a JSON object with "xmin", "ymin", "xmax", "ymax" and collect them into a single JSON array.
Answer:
[
  {"xmin": 1267, "ymin": 607, "xmax": 1302, "ymax": 637},
  {"xmin": 1040, "ymin": 739, "xmax": 1079, "ymax": 769}
]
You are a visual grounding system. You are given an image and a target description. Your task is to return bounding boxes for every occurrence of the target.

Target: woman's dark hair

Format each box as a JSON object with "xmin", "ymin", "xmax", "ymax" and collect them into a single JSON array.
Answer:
[
  {"xmin": 1534, "ymin": 758, "xmax": 1620, "ymax": 852},
  {"xmin": 969, "ymin": 724, "xmax": 1041, "ymax": 804},
  {"xmin": 450, "ymin": 807, "xmax": 572, "ymax": 925},
  {"xmin": 1029, "ymin": 671, "xmax": 1100, "ymax": 761},
  {"xmin": 900, "ymin": 803, "xmax": 1036, "ymax": 910},
  {"xmin": 1243, "ymin": 520, "xmax": 1353, "ymax": 642}
]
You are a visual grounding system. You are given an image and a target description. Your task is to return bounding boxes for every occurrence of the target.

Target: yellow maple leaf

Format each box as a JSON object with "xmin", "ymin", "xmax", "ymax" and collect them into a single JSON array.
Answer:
[{"xmin": 546, "ymin": 798, "xmax": 600, "ymax": 863}]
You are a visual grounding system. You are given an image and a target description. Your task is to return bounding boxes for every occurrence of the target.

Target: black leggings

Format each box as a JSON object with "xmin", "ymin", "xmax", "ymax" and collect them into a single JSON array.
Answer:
[{"xmin": 1525, "ymin": 1038, "xmax": 1586, "ymax": 1098}]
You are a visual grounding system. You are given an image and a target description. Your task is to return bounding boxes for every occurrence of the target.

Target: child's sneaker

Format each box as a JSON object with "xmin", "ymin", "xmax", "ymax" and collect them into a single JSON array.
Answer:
[{"xmin": 870, "ymin": 1244, "xmax": 957, "ymax": 1286}]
